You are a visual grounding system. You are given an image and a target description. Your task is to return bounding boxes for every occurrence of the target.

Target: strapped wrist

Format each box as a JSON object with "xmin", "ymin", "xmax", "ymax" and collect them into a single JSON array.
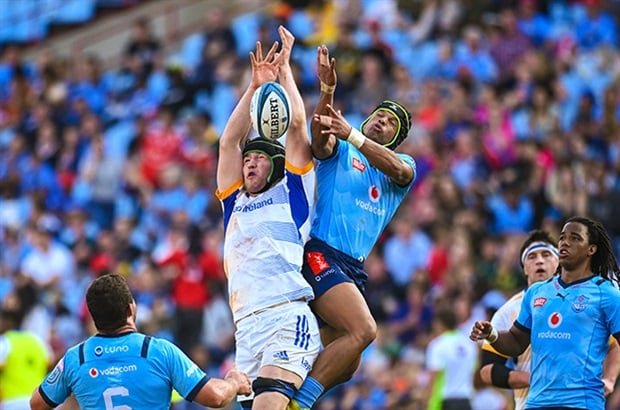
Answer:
[
  {"xmin": 486, "ymin": 327, "xmax": 499, "ymax": 344},
  {"xmin": 347, "ymin": 128, "xmax": 366, "ymax": 149},
  {"xmin": 320, "ymin": 81, "xmax": 336, "ymax": 94}
]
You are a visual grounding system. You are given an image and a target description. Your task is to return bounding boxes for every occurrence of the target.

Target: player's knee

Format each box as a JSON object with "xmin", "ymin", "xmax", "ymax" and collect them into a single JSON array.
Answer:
[
  {"xmin": 252, "ymin": 377, "xmax": 298, "ymax": 400},
  {"xmin": 352, "ymin": 316, "xmax": 377, "ymax": 348}
]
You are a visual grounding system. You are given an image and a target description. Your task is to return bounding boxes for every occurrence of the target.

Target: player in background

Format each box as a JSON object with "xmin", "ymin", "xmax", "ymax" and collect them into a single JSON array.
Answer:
[
  {"xmin": 215, "ymin": 26, "xmax": 320, "ymax": 410},
  {"xmin": 290, "ymin": 45, "xmax": 416, "ymax": 409},
  {"xmin": 471, "ymin": 216, "xmax": 620, "ymax": 410},
  {"xmin": 425, "ymin": 306, "xmax": 478, "ymax": 410},
  {"xmin": 478, "ymin": 229, "xmax": 620, "ymax": 409},
  {"xmin": 30, "ymin": 274, "xmax": 251, "ymax": 410},
  {"xmin": 0, "ymin": 308, "xmax": 51, "ymax": 410}
]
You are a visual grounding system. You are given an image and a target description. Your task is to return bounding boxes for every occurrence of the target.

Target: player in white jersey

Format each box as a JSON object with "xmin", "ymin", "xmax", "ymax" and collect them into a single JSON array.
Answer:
[
  {"xmin": 479, "ymin": 230, "xmax": 560, "ymax": 410},
  {"xmin": 290, "ymin": 46, "xmax": 416, "ymax": 409},
  {"xmin": 215, "ymin": 27, "xmax": 320, "ymax": 410},
  {"xmin": 471, "ymin": 217, "xmax": 620, "ymax": 410},
  {"xmin": 425, "ymin": 306, "xmax": 478, "ymax": 410}
]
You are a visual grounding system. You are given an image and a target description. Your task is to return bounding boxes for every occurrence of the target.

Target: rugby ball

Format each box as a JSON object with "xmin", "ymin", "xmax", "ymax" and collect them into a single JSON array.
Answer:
[{"xmin": 249, "ymin": 81, "xmax": 291, "ymax": 140}]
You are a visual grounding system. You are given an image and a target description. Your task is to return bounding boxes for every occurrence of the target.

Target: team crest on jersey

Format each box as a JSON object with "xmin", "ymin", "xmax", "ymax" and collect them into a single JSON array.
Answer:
[
  {"xmin": 46, "ymin": 359, "xmax": 64, "ymax": 384},
  {"xmin": 571, "ymin": 295, "xmax": 589, "ymax": 312},
  {"xmin": 368, "ymin": 185, "xmax": 381, "ymax": 202},
  {"xmin": 352, "ymin": 157, "xmax": 366, "ymax": 172},
  {"xmin": 534, "ymin": 297, "xmax": 547, "ymax": 307},
  {"xmin": 548, "ymin": 312, "xmax": 562, "ymax": 328}
]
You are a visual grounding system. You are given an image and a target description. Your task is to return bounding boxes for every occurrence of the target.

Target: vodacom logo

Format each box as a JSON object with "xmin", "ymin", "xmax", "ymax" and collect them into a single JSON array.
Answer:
[{"xmin": 548, "ymin": 312, "xmax": 562, "ymax": 328}]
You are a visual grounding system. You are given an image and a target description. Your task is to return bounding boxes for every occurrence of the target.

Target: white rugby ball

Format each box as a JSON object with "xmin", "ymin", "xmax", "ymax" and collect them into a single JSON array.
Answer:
[{"xmin": 249, "ymin": 81, "xmax": 291, "ymax": 140}]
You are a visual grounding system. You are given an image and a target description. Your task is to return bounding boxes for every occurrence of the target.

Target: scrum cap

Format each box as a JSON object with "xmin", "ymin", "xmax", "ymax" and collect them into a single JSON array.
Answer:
[
  {"xmin": 360, "ymin": 100, "xmax": 412, "ymax": 150},
  {"xmin": 242, "ymin": 137, "xmax": 286, "ymax": 190}
]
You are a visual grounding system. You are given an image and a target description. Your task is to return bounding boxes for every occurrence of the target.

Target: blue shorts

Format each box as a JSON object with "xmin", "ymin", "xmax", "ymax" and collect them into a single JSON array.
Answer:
[{"xmin": 302, "ymin": 238, "xmax": 367, "ymax": 299}]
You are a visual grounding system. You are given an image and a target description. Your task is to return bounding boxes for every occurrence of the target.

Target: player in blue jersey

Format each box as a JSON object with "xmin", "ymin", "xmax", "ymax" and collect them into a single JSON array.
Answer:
[
  {"xmin": 478, "ymin": 229, "xmax": 620, "ymax": 410},
  {"xmin": 29, "ymin": 274, "xmax": 251, "ymax": 410},
  {"xmin": 215, "ymin": 27, "xmax": 320, "ymax": 410},
  {"xmin": 470, "ymin": 216, "xmax": 620, "ymax": 410},
  {"xmin": 290, "ymin": 45, "xmax": 416, "ymax": 410}
]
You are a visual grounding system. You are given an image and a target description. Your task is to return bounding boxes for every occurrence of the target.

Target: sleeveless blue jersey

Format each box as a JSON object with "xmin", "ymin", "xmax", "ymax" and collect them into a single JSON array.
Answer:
[
  {"xmin": 310, "ymin": 140, "xmax": 416, "ymax": 261},
  {"xmin": 39, "ymin": 332, "xmax": 209, "ymax": 409},
  {"xmin": 515, "ymin": 275, "xmax": 620, "ymax": 410}
]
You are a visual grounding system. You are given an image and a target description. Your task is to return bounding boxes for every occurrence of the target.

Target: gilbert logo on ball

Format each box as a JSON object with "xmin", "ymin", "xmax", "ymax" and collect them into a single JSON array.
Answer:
[{"xmin": 250, "ymin": 81, "xmax": 291, "ymax": 140}]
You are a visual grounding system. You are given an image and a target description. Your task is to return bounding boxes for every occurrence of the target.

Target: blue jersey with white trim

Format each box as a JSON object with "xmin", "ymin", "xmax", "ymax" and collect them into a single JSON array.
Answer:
[
  {"xmin": 516, "ymin": 275, "xmax": 620, "ymax": 410},
  {"xmin": 39, "ymin": 332, "xmax": 209, "ymax": 410},
  {"xmin": 310, "ymin": 140, "xmax": 416, "ymax": 261}
]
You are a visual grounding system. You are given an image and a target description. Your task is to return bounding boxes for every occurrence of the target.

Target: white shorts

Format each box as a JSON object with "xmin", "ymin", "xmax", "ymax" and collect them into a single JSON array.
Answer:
[{"xmin": 235, "ymin": 300, "xmax": 321, "ymax": 400}]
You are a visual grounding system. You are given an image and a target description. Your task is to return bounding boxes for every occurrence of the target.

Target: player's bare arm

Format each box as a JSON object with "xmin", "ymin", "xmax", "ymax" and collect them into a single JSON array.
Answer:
[
  {"xmin": 314, "ymin": 104, "xmax": 414, "ymax": 186},
  {"xmin": 276, "ymin": 25, "xmax": 312, "ymax": 168},
  {"xmin": 471, "ymin": 320, "xmax": 530, "ymax": 358},
  {"xmin": 216, "ymin": 41, "xmax": 280, "ymax": 192},
  {"xmin": 311, "ymin": 45, "xmax": 337, "ymax": 160}
]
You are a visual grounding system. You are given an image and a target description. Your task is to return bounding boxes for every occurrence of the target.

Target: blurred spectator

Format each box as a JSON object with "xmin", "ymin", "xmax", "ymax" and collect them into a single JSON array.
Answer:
[{"xmin": 124, "ymin": 16, "xmax": 162, "ymax": 78}]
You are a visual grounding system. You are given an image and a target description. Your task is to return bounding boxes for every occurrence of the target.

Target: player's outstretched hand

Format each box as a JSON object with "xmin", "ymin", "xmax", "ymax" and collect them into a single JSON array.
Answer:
[
  {"xmin": 470, "ymin": 320, "xmax": 493, "ymax": 342},
  {"xmin": 313, "ymin": 104, "xmax": 352, "ymax": 140},
  {"xmin": 316, "ymin": 45, "xmax": 336, "ymax": 88},
  {"xmin": 225, "ymin": 369, "xmax": 252, "ymax": 396}
]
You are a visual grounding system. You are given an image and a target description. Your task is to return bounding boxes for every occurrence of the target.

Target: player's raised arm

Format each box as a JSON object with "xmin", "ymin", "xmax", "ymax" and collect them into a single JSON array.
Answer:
[
  {"xmin": 310, "ymin": 45, "xmax": 338, "ymax": 160},
  {"xmin": 276, "ymin": 25, "xmax": 312, "ymax": 169},
  {"xmin": 216, "ymin": 41, "xmax": 280, "ymax": 193}
]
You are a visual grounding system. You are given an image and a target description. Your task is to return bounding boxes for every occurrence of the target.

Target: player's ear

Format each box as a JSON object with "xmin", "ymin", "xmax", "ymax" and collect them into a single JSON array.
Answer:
[{"xmin": 588, "ymin": 244, "xmax": 597, "ymax": 256}]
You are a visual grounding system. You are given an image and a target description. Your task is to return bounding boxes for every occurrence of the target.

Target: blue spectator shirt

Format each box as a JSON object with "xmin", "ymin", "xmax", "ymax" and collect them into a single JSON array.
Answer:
[
  {"xmin": 39, "ymin": 332, "xmax": 209, "ymax": 410},
  {"xmin": 310, "ymin": 140, "xmax": 416, "ymax": 261},
  {"xmin": 515, "ymin": 276, "xmax": 620, "ymax": 410}
]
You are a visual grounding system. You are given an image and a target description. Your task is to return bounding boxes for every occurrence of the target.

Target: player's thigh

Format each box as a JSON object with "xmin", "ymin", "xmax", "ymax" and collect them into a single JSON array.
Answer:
[{"xmin": 312, "ymin": 281, "xmax": 375, "ymax": 333}]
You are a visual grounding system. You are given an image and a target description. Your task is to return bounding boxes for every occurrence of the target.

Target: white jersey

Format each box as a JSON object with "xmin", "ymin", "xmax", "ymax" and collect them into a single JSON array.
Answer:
[
  {"xmin": 218, "ymin": 167, "xmax": 315, "ymax": 322},
  {"xmin": 482, "ymin": 290, "xmax": 531, "ymax": 410},
  {"xmin": 426, "ymin": 330, "xmax": 477, "ymax": 403}
]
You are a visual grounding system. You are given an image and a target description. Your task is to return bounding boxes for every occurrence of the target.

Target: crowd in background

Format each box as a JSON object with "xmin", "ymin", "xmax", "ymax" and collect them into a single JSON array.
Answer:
[{"xmin": 1, "ymin": 0, "xmax": 620, "ymax": 408}]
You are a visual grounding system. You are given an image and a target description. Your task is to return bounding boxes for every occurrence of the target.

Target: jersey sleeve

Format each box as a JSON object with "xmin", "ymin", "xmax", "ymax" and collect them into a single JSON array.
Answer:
[
  {"xmin": 39, "ymin": 357, "xmax": 71, "ymax": 407},
  {"xmin": 515, "ymin": 285, "xmax": 535, "ymax": 332},
  {"xmin": 425, "ymin": 338, "xmax": 444, "ymax": 371},
  {"xmin": 602, "ymin": 282, "xmax": 620, "ymax": 339},
  {"xmin": 160, "ymin": 339, "xmax": 210, "ymax": 401},
  {"xmin": 396, "ymin": 153, "xmax": 417, "ymax": 189}
]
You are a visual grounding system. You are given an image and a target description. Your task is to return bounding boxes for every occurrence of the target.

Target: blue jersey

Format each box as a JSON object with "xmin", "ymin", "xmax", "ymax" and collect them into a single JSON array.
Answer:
[
  {"xmin": 515, "ymin": 275, "xmax": 620, "ymax": 410},
  {"xmin": 39, "ymin": 332, "xmax": 209, "ymax": 410},
  {"xmin": 311, "ymin": 140, "xmax": 416, "ymax": 261}
]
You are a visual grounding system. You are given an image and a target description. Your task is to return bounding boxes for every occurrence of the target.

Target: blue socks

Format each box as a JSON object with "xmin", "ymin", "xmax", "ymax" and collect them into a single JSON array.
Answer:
[{"xmin": 294, "ymin": 376, "xmax": 325, "ymax": 408}]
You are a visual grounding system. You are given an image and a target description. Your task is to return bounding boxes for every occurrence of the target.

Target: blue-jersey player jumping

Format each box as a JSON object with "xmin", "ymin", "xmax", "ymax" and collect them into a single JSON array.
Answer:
[
  {"xmin": 290, "ymin": 45, "xmax": 416, "ymax": 410},
  {"xmin": 471, "ymin": 216, "xmax": 620, "ymax": 410},
  {"xmin": 30, "ymin": 274, "xmax": 251, "ymax": 410}
]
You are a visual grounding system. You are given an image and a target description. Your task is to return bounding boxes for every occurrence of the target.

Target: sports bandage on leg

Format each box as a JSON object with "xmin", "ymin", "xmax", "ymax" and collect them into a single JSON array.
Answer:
[
  {"xmin": 252, "ymin": 377, "xmax": 298, "ymax": 400},
  {"xmin": 347, "ymin": 128, "xmax": 366, "ymax": 149}
]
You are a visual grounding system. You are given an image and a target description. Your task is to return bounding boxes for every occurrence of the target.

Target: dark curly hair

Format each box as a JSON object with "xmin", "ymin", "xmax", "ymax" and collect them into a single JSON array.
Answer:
[{"xmin": 86, "ymin": 274, "xmax": 134, "ymax": 332}]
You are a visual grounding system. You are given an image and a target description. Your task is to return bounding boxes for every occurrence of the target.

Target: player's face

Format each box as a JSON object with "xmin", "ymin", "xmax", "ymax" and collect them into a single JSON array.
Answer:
[
  {"xmin": 362, "ymin": 110, "xmax": 399, "ymax": 145},
  {"xmin": 523, "ymin": 248, "xmax": 558, "ymax": 286},
  {"xmin": 558, "ymin": 221, "xmax": 596, "ymax": 270},
  {"xmin": 243, "ymin": 152, "xmax": 271, "ymax": 195}
]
